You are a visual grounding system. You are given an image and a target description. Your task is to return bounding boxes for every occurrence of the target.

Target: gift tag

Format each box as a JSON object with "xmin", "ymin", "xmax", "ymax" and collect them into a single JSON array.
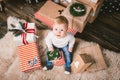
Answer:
[{"xmin": 74, "ymin": 61, "xmax": 79, "ymax": 68}]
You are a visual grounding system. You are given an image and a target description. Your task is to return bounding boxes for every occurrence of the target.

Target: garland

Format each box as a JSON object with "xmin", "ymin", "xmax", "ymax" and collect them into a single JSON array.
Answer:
[{"xmin": 69, "ymin": 3, "xmax": 86, "ymax": 17}]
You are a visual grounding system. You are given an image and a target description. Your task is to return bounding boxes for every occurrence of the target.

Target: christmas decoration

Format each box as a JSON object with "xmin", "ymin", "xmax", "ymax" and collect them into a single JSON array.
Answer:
[
  {"xmin": 8, "ymin": 21, "xmax": 37, "ymax": 46},
  {"xmin": 69, "ymin": 2, "xmax": 86, "ymax": 16},
  {"xmin": 9, "ymin": 22, "xmax": 35, "ymax": 37},
  {"xmin": 47, "ymin": 49, "xmax": 61, "ymax": 62},
  {"xmin": 100, "ymin": 0, "xmax": 120, "ymax": 14},
  {"xmin": 18, "ymin": 42, "xmax": 42, "ymax": 72},
  {"xmin": 62, "ymin": 2, "xmax": 92, "ymax": 33},
  {"xmin": 52, "ymin": 51, "xmax": 65, "ymax": 66}
]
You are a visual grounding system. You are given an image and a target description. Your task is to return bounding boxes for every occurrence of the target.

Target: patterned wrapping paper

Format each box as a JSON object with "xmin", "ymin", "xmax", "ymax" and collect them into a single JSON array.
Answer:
[
  {"xmin": 52, "ymin": 51, "xmax": 65, "ymax": 66},
  {"xmin": 18, "ymin": 42, "xmax": 42, "ymax": 72},
  {"xmin": 13, "ymin": 22, "xmax": 36, "ymax": 46},
  {"xmin": 62, "ymin": 1, "xmax": 92, "ymax": 33}
]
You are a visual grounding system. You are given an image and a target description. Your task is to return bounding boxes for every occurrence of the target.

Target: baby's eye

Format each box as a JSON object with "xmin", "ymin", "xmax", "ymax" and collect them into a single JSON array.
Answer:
[
  {"xmin": 55, "ymin": 28, "xmax": 58, "ymax": 31},
  {"xmin": 61, "ymin": 29, "xmax": 64, "ymax": 31}
]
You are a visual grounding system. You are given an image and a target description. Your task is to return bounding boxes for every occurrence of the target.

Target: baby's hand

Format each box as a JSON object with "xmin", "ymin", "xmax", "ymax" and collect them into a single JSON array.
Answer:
[
  {"xmin": 48, "ymin": 47, "xmax": 54, "ymax": 52},
  {"xmin": 68, "ymin": 47, "xmax": 73, "ymax": 52}
]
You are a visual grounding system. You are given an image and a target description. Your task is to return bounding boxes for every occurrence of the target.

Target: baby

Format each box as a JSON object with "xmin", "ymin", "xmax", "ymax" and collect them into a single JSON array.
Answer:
[{"xmin": 43, "ymin": 16, "xmax": 75, "ymax": 74}]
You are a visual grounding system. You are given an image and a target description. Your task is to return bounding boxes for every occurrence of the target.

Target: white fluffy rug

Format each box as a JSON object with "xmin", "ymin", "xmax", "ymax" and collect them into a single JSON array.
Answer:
[
  {"xmin": 0, "ymin": 16, "xmax": 120, "ymax": 80},
  {"xmin": 0, "ymin": 30, "xmax": 120, "ymax": 80}
]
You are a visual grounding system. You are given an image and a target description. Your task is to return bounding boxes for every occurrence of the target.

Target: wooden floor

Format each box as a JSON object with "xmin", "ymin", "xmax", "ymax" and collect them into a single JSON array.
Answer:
[{"xmin": 0, "ymin": 0, "xmax": 120, "ymax": 52}]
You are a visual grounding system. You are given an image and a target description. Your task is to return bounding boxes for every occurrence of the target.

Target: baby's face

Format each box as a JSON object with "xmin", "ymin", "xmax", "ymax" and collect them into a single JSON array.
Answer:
[{"xmin": 53, "ymin": 23, "xmax": 68, "ymax": 38}]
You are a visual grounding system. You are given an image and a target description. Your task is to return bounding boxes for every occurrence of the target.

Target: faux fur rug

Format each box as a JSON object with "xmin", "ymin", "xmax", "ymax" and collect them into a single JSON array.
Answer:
[{"xmin": 0, "ymin": 16, "xmax": 120, "ymax": 80}]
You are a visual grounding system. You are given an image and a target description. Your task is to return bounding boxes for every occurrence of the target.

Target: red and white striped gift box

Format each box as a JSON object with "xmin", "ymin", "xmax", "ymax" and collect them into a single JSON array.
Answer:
[
  {"xmin": 53, "ymin": 51, "xmax": 65, "ymax": 66},
  {"xmin": 67, "ymin": 28, "xmax": 78, "ymax": 35},
  {"xmin": 18, "ymin": 42, "xmax": 42, "ymax": 72}
]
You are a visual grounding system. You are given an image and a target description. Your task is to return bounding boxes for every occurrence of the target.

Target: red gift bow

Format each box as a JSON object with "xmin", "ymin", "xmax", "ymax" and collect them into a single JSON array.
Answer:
[{"xmin": 21, "ymin": 22, "xmax": 35, "ymax": 45}]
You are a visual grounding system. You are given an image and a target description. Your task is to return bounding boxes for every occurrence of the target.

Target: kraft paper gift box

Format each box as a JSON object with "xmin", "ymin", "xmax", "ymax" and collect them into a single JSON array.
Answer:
[
  {"xmin": 13, "ymin": 22, "xmax": 36, "ymax": 46},
  {"xmin": 76, "ymin": 0, "xmax": 100, "ymax": 11},
  {"xmin": 18, "ymin": 42, "xmax": 42, "ymax": 72},
  {"xmin": 79, "ymin": 44, "xmax": 107, "ymax": 72},
  {"xmin": 61, "ymin": 2, "xmax": 92, "ymax": 33},
  {"xmin": 88, "ymin": 0, "xmax": 104, "ymax": 23},
  {"xmin": 60, "ymin": 0, "xmax": 73, "ymax": 7},
  {"xmin": 52, "ymin": 51, "xmax": 65, "ymax": 66},
  {"xmin": 34, "ymin": 0, "xmax": 65, "ymax": 28},
  {"xmin": 71, "ymin": 54, "xmax": 94, "ymax": 73}
]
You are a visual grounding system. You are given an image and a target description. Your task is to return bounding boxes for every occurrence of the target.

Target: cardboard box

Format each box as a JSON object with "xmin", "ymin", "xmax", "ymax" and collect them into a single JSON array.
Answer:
[
  {"xmin": 13, "ymin": 22, "xmax": 36, "ymax": 46},
  {"xmin": 60, "ymin": 0, "xmax": 73, "ymax": 7},
  {"xmin": 79, "ymin": 44, "xmax": 107, "ymax": 72},
  {"xmin": 34, "ymin": 0, "xmax": 65, "ymax": 27},
  {"xmin": 71, "ymin": 54, "xmax": 94, "ymax": 73},
  {"xmin": 88, "ymin": 0, "xmax": 104, "ymax": 23},
  {"xmin": 34, "ymin": 1, "xmax": 78, "ymax": 35},
  {"xmin": 76, "ymin": 0, "xmax": 100, "ymax": 11},
  {"xmin": 61, "ymin": 1, "xmax": 92, "ymax": 33},
  {"xmin": 53, "ymin": 51, "xmax": 65, "ymax": 66},
  {"xmin": 18, "ymin": 42, "xmax": 41, "ymax": 72}
]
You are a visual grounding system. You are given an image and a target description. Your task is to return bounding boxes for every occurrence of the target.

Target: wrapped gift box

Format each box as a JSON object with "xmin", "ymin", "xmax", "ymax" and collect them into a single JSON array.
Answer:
[
  {"xmin": 13, "ymin": 22, "xmax": 36, "ymax": 46},
  {"xmin": 62, "ymin": 1, "xmax": 92, "ymax": 33},
  {"xmin": 71, "ymin": 54, "xmax": 94, "ymax": 73},
  {"xmin": 34, "ymin": 0, "xmax": 65, "ymax": 27},
  {"xmin": 76, "ymin": 0, "xmax": 100, "ymax": 11},
  {"xmin": 79, "ymin": 44, "xmax": 107, "ymax": 72},
  {"xmin": 47, "ymin": 49, "xmax": 61, "ymax": 62},
  {"xmin": 60, "ymin": 0, "xmax": 73, "ymax": 7},
  {"xmin": 18, "ymin": 42, "xmax": 41, "ymax": 72},
  {"xmin": 88, "ymin": 0, "xmax": 104, "ymax": 23},
  {"xmin": 53, "ymin": 51, "xmax": 65, "ymax": 66}
]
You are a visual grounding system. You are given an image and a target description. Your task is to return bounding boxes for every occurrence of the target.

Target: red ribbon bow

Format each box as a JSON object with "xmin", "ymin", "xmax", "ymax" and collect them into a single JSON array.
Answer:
[{"xmin": 21, "ymin": 22, "xmax": 35, "ymax": 45}]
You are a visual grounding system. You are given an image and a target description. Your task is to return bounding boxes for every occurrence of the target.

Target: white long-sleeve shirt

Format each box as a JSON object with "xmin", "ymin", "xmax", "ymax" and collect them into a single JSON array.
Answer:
[{"xmin": 45, "ymin": 31, "xmax": 75, "ymax": 48}]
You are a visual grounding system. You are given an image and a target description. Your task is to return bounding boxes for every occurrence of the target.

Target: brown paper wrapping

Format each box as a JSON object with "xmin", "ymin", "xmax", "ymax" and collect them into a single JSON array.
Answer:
[
  {"xmin": 71, "ymin": 54, "xmax": 94, "ymax": 73},
  {"xmin": 88, "ymin": 0, "xmax": 104, "ymax": 23},
  {"xmin": 76, "ymin": 0, "xmax": 101, "ymax": 11},
  {"xmin": 79, "ymin": 44, "xmax": 107, "ymax": 72},
  {"xmin": 62, "ymin": 1, "xmax": 92, "ymax": 33},
  {"xmin": 34, "ymin": 1, "xmax": 65, "ymax": 27}
]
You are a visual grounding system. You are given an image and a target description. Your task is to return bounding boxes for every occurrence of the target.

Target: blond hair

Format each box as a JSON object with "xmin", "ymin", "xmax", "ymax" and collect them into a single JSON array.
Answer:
[{"xmin": 54, "ymin": 16, "xmax": 68, "ymax": 28}]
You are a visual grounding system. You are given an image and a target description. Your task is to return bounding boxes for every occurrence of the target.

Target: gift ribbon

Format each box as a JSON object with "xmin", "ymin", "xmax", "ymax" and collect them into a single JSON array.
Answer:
[{"xmin": 21, "ymin": 22, "xmax": 35, "ymax": 45}]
